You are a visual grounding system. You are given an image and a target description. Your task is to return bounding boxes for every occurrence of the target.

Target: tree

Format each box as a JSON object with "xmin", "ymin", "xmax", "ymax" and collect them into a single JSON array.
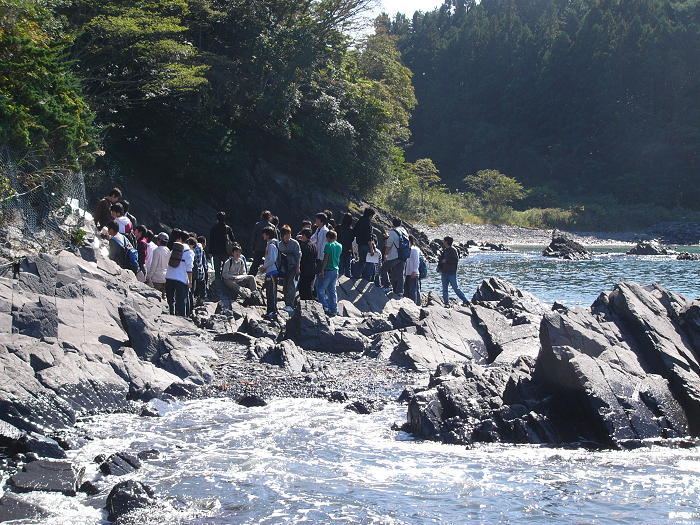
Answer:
[
  {"xmin": 410, "ymin": 158, "xmax": 441, "ymax": 210},
  {"xmin": 463, "ymin": 169, "xmax": 526, "ymax": 211}
]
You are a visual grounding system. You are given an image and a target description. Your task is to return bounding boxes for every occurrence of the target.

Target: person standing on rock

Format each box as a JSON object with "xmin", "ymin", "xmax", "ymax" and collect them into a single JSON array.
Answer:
[
  {"xmin": 382, "ymin": 218, "xmax": 409, "ymax": 296},
  {"xmin": 208, "ymin": 211, "xmax": 235, "ymax": 280},
  {"xmin": 352, "ymin": 207, "xmax": 375, "ymax": 278},
  {"xmin": 222, "ymin": 244, "xmax": 257, "ymax": 297},
  {"xmin": 147, "ymin": 232, "xmax": 170, "ymax": 298},
  {"xmin": 187, "ymin": 236, "xmax": 206, "ymax": 307},
  {"xmin": 121, "ymin": 200, "xmax": 137, "ymax": 232},
  {"xmin": 259, "ymin": 227, "xmax": 280, "ymax": 319},
  {"xmin": 106, "ymin": 221, "xmax": 129, "ymax": 269},
  {"xmin": 298, "ymin": 228, "xmax": 317, "ymax": 301},
  {"xmin": 110, "ymin": 203, "xmax": 132, "ymax": 235},
  {"xmin": 311, "ymin": 212, "xmax": 329, "ymax": 277},
  {"xmin": 278, "ymin": 225, "xmax": 301, "ymax": 312},
  {"xmin": 336, "ymin": 212, "xmax": 355, "ymax": 279},
  {"xmin": 317, "ymin": 229, "xmax": 342, "ymax": 316},
  {"xmin": 133, "ymin": 225, "xmax": 150, "ymax": 282},
  {"xmin": 165, "ymin": 230, "xmax": 194, "ymax": 316},
  {"xmin": 438, "ymin": 236, "xmax": 468, "ymax": 307},
  {"xmin": 94, "ymin": 187, "xmax": 122, "ymax": 229},
  {"xmin": 249, "ymin": 210, "xmax": 274, "ymax": 276},
  {"xmin": 404, "ymin": 235, "xmax": 422, "ymax": 306}
]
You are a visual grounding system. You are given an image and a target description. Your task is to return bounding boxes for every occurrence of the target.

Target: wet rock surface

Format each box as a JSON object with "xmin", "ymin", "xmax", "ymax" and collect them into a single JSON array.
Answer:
[
  {"xmin": 10, "ymin": 459, "xmax": 84, "ymax": 495},
  {"xmin": 106, "ymin": 480, "xmax": 157, "ymax": 522}
]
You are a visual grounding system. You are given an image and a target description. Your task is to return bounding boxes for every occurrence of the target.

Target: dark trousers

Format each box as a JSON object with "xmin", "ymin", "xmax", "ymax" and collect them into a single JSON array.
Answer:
[
  {"xmin": 382, "ymin": 258, "xmax": 405, "ymax": 294},
  {"xmin": 339, "ymin": 251, "xmax": 353, "ymax": 278},
  {"xmin": 165, "ymin": 279, "xmax": 189, "ymax": 316},
  {"xmin": 213, "ymin": 254, "xmax": 227, "ymax": 280},
  {"xmin": 249, "ymin": 251, "xmax": 265, "ymax": 276},
  {"xmin": 298, "ymin": 274, "xmax": 315, "ymax": 300},
  {"xmin": 265, "ymin": 274, "xmax": 278, "ymax": 314},
  {"xmin": 404, "ymin": 275, "xmax": 420, "ymax": 305}
]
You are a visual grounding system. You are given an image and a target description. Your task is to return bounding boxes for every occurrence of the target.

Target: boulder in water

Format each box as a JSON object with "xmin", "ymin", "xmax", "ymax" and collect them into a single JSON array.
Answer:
[
  {"xmin": 0, "ymin": 493, "xmax": 49, "ymax": 522},
  {"xmin": 236, "ymin": 394, "xmax": 267, "ymax": 407},
  {"xmin": 106, "ymin": 480, "xmax": 157, "ymax": 522},
  {"xmin": 626, "ymin": 239, "xmax": 672, "ymax": 255},
  {"xmin": 542, "ymin": 234, "xmax": 590, "ymax": 260},
  {"xmin": 99, "ymin": 452, "xmax": 142, "ymax": 477},
  {"xmin": 677, "ymin": 252, "xmax": 700, "ymax": 261}
]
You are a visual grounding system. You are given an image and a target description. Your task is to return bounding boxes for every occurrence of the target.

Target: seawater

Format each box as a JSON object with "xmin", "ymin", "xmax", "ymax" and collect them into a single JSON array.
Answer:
[
  {"xmin": 5, "ymin": 247, "xmax": 700, "ymax": 525},
  {"xmin": 421, "ymin": 246, "xmax": 700, "ymax": 306}
]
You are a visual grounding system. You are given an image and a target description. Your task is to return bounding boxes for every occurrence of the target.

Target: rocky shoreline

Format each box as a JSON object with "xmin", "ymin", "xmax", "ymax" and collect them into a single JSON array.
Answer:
[
  {"xmin": 3, "ymin": 243, "xmax": 700, "ymax": 522},
  {"xmin": 420, "ymin": 221, "xmax": 700, "ymax": 247}
]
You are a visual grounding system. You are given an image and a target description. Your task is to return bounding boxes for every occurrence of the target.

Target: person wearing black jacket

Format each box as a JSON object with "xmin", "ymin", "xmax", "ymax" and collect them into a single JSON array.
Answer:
[
  {"xmin": 336, "ymin": 212, "xmax": 355, "ymax": 278},
  {"xmin": 437, "ymin": 236, "xmax": 468, "ymax": 307},
  {"xmin": 249, "ymin": 210, "xmax": 274, "ymax": 275},
  {"xmin": 352, "ymin": 207, "xmax": 375, "ymax": 278},
  {"xmin": 298, "ymin": 228, "xmax": 317, "ymax": 300},
  {"xmin": 209, "ymin": 211, "xmax": 235, "ymax": 280}
]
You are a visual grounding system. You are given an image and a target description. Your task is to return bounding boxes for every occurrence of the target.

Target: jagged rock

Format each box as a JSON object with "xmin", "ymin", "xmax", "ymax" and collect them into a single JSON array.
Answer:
[
  {"xmin": 287, "ymin": 301, "xmax": 334, "ymax": 351},
  {"xmin": 326, "ymin": 390, "xmax": 349, "ymax": 403},
  {"xmin": 542, "ymin": 235, "xmax": 591, "ymax": 260},
  {"xmin": 258, "ymin": 339, "xmax": 313, "ymax": 373},
  {"xmin": 338, "ymin": 300, "xmax": 363, "ymax": 318},
  {"xmin": 79, "ymin": 480, "xmax": 101, "ymax": 495},
  {"xmin": 140, "ymin": 405, "xmax": 160, "ymax": 417},
  {"xmin": 237, "ymin": 395, "xmax": 267, "ymax": 407},
  {"xmin": 158, "ymin": 349, "xmax": 213, "ymax": 386},
  {"xmin": 99, "ymin": 452, "xmax": 142, "ymax": 476},
  {"xmin": 336, "ymin": 276, "xmax": 390, "ymax": 312},
  {"xmin": 626, "ymin": 239, "xmax": 672, "ymax": 256},
  {"xmin": 345, "ymin": 399, "xmax": 386, "ymax": 414},
  {"xmin": 472, "ymin": 277, "xmax": 546, "ymax": 316},
  {"xmin": 11, "ymin": 296, "xmax": 59, "ymax": 339},
  {"xmin": 677, "ymin": 252, "xmax": 700, "ymax": 261},
  {"xmin": 18, "ymin": 432, "xmax": 67, "ymax": 459},
  {"xmin": 10, "ymin": 459, "xmax": 84, "ymax": 495},
  {"xmin": 471, "ymin": 305, "xmax": 540, "ymax": 364},
  {"xmin": 137, "ymin": 449, "xmax": 159, "ymax": 461},
  {"xmin": 331, "ymin": 327, "xmax": 370, "ymax": 353},
  {"xmin": 118, "ymin": 305, "xmax": 168, "ymax": 361},
  {"xmin": 239, "ymin": 311, "xmax": 285, "ymax": 340},
  {"xmin": 0, "ymin": 492, "xmax": 49, "ymax": 522},
  {"xmin": 106, "ymin": 480, "xmax": 157, "ymax": 522},
  {"xmin": 357, "ymin": 314, "xmax": 393, "ymax": 336}
]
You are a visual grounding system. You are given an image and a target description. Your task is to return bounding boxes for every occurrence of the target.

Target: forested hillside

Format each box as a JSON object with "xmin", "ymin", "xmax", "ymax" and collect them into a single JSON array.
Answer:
[
  {"xmin": 1, "ymin": 0, "xmax": 415, "ymax": 216},
  {"xmin": 389, "ymin": 0, "xmax": 700, "ymax": 220}
]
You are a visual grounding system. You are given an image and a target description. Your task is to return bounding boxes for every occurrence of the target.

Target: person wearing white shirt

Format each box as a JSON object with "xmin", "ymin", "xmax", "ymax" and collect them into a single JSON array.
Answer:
[
  {"xmin": 147, "ymin": 232, "xmax": 170, "ymax": 297},
  {"xmin": 165, "ymin": 230, "xmax": 194, "ymax": 316},
  {"xmin": 403, "ymin": 235, "xmax": 421, "ymax": 305},
  {"xmin": 310, "ymin": 212, "xmax": 329, "ymax": 271}
]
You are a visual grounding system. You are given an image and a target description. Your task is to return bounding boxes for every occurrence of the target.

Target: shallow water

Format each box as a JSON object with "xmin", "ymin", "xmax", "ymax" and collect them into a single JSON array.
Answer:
[
  {"xmin": 421, "ymin": 246, "xmax": 700, "ymax": 306},
  {"xmin": 5, "ymin": 247, "xmax": 700, "ymax": 524},
  {"xmin": 10, "ymin": 398, "xmax": 700, "ymax": 525}
]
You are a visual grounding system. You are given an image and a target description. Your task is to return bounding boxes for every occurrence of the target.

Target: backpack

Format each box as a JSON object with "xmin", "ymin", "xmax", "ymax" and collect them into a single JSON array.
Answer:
[
  {"xmin": 112, "ymin": 235, "xmax": 139, "ymax": 274},
  {"xmin": 169, "ymin": 242, "xmax": 185, "ymax": 268},
  {"xmin": 395, "ymin": 229, "xmax": 411, "ymax": 260},
  {"xmin": 419, "ymin": 254, "xmax": 428, "ymax": 279},
  {"xmin": 274, "ymin": 240, "xmax": 288, "ymax": 277}
]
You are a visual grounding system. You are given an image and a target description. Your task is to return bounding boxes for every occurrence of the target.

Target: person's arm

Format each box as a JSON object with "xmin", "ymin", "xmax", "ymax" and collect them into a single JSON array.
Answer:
[
  {"xmin": 187, "ymin": 271, "xmax": 193, "ymax": 288},
  {"xmin": 410, "ymin": 250, "xmax": 419, "ymax": 277},
  {"xmin": 294, "ymin": 241, "xmax": 301, "ymax": 274},
  {"xmin": 320, "ymin": 252, "xmax": 329, "ymax": 278}
]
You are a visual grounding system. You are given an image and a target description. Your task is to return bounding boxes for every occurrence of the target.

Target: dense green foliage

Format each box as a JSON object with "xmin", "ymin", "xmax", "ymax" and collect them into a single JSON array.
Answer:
[
  {"xmin": 0, "ymin": 0, "xmax": 95, "ymax": 176},
  {"xmin": 389, "ymin": 0, "xmax": 700, "ymax": 215}
]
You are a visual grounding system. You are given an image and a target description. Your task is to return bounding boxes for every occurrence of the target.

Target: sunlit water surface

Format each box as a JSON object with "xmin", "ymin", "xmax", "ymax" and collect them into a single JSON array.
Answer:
[{"xmin": 6, "ymin": 246, "xmax": 700, "ymax": 524}]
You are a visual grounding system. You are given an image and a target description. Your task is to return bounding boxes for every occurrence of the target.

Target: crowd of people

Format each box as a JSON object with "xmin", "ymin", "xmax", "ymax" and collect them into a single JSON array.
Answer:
[{"xmin": 95, "ymin": 188, "xmax": 472, "ymax": 320}]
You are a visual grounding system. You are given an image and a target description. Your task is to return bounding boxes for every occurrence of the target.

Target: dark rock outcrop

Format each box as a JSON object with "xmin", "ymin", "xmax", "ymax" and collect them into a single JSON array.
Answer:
[
  {"xmin": 99, "ymin": 452, "xmax": 142, "ymax": 476},
  {"xmin": 10, "ymin": 459, "xmax": 84, "ymax": 496},
  {"xmin": 345, "ymin": 399, "xmax": 386, "ymax": 414},
  {"xmin": 0, "ymin": 492, "xmax": 49, "ymax": 522},
  {"xmin": 626, "ymin": 239, "xmax": 672, "ymax": 256},
  {"xmin": 542, "ymin": 234, "xmax": 591, "ymax": 260},
  {"xmin": 237, "ymin": 394, "xmax": 267, "ymax": 407},
  {"xmin": 677, "ymin": 252, "xmax": 700, "ymax": 261},
  {"xmin": 404, "ymin": 280, "xmax": 700, "ymax": 449},
  {"xmin": 106, "ymin": 480, "xmax": 157, "ymax": 522},
  {"xmin": 287, "ymin": 301, "xmax": 334, "ymax": 351},
  {"xmin": 252, "ymin": 339, "xmax": 313, "ymax": 373}
]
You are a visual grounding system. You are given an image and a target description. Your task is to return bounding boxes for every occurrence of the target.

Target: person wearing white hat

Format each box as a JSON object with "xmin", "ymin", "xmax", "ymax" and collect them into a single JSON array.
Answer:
[{"xmin": 147, "ymin": 232, "xmax": 171, "ymax": 297}]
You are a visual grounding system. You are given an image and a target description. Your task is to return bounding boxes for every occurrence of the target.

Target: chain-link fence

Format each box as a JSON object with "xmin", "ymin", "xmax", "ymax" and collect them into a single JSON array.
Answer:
[{"xmin": 0, "ymin": 150, "xmax": 92, "ymax": 256}]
